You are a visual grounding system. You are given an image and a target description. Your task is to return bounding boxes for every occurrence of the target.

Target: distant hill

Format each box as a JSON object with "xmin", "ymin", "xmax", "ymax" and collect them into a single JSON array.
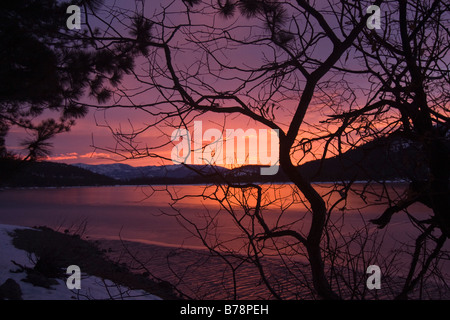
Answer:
[
  {"xmin": 297, "ymin": 134, "xmax": 428, "ymax": 182},
  {"xmin": 2, "ymin": 133, "xmax": 446, "ymax": 187},
  {"xmin": 215, "ymin": 134, "xmax": 430, "ymax": 183},
  {"xmin": 73, "ymin": 133, "xmax": 426, "ymax": 184},
  {"xmin": 0, "ymin": 159, "xmax": 118, "ymax": 187},
  {"xmin": 73, "ymin": 163, "xmax": 230, "ymax": 181}
]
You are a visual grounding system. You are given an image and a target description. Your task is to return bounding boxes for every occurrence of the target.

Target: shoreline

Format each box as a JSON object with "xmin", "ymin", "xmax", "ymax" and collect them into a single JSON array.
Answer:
[
  {"xmin": 97, "ymin": 237, "xmax": 450, "ymax": 300},
  {"xmin": 2, "ymin": 224, "xmax": 449, "ymax": 300},
  {"xmin": 0, "ymin": 224, "xmax": 180, "ymax": 300},
  {"xmin": 97, "ymin": 238, "xmax": 314, "ymax": 300}
]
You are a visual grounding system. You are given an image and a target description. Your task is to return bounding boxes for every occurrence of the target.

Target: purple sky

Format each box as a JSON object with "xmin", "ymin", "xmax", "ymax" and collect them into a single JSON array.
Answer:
[{"xmin": 7, "ymin": 0, "xmax": 381, "ymax": 167}]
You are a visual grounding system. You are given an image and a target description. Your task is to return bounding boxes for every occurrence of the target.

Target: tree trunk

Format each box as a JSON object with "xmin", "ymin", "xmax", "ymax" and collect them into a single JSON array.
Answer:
[
  {"xmin": 427, "ymin": 137, "xmax": 450, "ymax": 237},
  {"xmin": 398, "ymin": 0, "xmax": 450, "ymax": 237},
  {"xmin": 280, "ymin": 140, "xmax": 339, "ymax": 300}
]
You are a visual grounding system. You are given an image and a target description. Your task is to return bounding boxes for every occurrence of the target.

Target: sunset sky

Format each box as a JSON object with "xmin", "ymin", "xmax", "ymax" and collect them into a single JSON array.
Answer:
[
  {"xmin": 17, "ymin": 106, "xmax": 297, "ymax": 168},
  {"xmin": 5, "ymin": 0, "xmax": 367, "ymax": 168}
]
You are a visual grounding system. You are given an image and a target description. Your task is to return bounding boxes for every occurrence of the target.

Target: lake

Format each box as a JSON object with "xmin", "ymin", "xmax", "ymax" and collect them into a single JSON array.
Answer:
[
  {"xmin": 0, "ymin": 183, "xmax": 431, "ymax": 249},
  {"xmin": 1, "ymin": 183, "xmax": 447, "ymax": 299}
]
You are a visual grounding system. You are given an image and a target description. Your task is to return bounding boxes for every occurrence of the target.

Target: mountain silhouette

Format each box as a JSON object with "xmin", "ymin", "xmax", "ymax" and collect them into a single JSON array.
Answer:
[
  {"xmin": 0, "ymin": 159, "xmax": 117, "ymax": 187},
  {"xmin": 1, "ymin": 133, "xmax": 442, "ymax": 187}
]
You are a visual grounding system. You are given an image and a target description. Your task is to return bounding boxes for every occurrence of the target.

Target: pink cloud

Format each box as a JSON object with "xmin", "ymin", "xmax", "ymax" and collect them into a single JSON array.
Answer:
[
  {"xmin": 45, "ymin": 153, "xmax": 79, "ymax": 161},
  {"xmin": 45, "ymin": 151, "xmax": 112, "ymax": 162},
  {"xmin": 79, "ymin": 152, "xmax": 112, "ymax": 159}
]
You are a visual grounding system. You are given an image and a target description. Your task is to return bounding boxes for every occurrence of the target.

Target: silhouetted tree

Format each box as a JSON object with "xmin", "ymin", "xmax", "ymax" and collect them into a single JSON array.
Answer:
[
  {"xmin": 338, "ymin": 0, "xmax": 450, "ymax": 298},
  {"xmin": 0, "ymin": 0, "xmax": 135, "ymax": 160},
  {"xmin": 83, "ymin": 0, "xmax": 448, "ymax": 299}
]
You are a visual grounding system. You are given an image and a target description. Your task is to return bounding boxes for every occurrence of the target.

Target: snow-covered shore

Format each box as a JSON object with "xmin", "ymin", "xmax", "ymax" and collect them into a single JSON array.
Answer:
[{"xmin": 0, "ymin": 224, "xmax": 161, "ymax": 300}]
